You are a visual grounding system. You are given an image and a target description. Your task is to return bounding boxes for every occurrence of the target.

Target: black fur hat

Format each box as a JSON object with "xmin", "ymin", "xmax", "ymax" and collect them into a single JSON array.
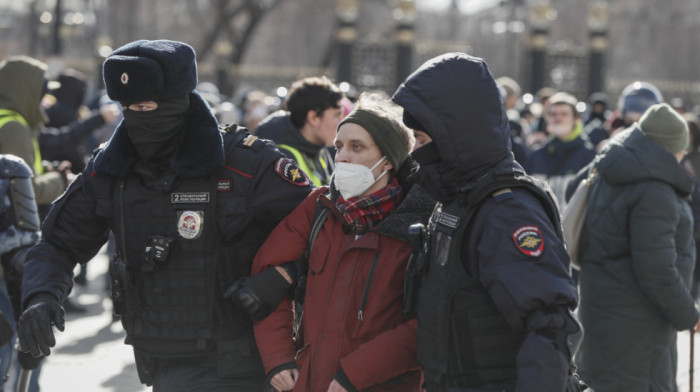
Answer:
[{"xmin": 103, "ymin": 40, "xmax": 197, "ymax": 104}]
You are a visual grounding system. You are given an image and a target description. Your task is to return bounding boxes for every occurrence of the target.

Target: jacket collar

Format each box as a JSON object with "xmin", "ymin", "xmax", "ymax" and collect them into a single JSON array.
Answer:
[{"xmin": 94, "ymin": 91, "xmax": 224, "ymax": 177}]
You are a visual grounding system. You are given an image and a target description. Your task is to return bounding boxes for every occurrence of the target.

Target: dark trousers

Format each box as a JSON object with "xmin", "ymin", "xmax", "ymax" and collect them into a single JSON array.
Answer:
[{"xmin": 152, "ymin": 360, "xmax": 265, "ymax": 392}]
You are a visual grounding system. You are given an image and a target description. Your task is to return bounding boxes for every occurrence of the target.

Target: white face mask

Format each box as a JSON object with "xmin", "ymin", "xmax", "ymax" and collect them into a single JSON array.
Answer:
[{"xmin": 334, "ymin": 156, "xmax": 388, "ymax": 199}]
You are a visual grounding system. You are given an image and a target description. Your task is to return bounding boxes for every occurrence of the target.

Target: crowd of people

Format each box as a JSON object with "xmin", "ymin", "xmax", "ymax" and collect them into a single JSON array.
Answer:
[{"xmin": 0, "ymin": 39, "xmax": 698, "ymax": 392}]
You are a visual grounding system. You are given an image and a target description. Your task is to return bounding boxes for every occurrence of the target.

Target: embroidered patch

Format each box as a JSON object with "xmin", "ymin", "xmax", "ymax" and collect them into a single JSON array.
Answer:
[
  {"xmin": 177, "ymin": 211, "xmax": 204, "ymax": 239},
  {"xmin": 512, "ymin": 225, "xmax": 544, "ymax": 257},
  {"xmin": 121, "ymin": 72, "xmax": 129, "ymax": 85},
  {"xmin": 274, "ymin": 157, "xmax": 311, "ymax": 186},
  {"xmin": 171, "ymin": 192, "xmax": 210, "ymax": 203},
  {"xmin": 217, "ymin": 180, "xmax": 232, "ymax": 191}
]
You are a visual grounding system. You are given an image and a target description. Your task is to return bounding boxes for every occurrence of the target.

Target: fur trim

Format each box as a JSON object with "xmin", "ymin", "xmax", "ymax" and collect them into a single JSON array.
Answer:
[{"xmin": 94, "ymin": 91, "xmax": 223, "ymax": 177}]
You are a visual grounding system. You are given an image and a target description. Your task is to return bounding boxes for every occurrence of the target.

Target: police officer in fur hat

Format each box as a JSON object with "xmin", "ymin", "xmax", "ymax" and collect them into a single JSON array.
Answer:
[{"xmin": 16, "ymin": 39, "xmax": 313, "ymax": 391}]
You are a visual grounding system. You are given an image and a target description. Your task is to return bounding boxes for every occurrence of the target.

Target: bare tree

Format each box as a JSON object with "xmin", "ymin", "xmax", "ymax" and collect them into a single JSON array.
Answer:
[{"xmin": 196, "ymin": 0, "xmax": 284, "ymax": 64}]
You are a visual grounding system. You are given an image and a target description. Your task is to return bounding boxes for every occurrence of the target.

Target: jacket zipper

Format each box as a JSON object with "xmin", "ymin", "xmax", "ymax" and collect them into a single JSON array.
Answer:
[
  {"xmin": 358, "ymin": 252, "xmax": 381, "ymax": 320},
  {"xmin": 118, "ymin": 179, "xmax": 128, "ymax": 262}
]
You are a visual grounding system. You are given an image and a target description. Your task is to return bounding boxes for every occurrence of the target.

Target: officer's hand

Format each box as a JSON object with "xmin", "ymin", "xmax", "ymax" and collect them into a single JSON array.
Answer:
[
  {"xmin": 327, "ymin": 379, "xmax": 349, "ymax": 392},
  {"xmin": 270, "ymin": 368, "xmax": 298, "ymax": 392},
  {"xmin": 16, "ymin": 350, "xmax": 44, "ymax": 370},
  {"xmin": 17, "ymin": 293, "xmax": 65, "ymax": 358},
  {"xmin": 223, "ymin": 267, "xmax": 292, "ymax": 321}
]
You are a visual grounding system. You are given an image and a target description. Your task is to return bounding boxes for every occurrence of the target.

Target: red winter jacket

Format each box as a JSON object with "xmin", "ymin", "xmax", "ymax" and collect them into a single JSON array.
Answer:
[{"xmin": 253, "ymin": 185, "xmax": 433, "ymax": 392}]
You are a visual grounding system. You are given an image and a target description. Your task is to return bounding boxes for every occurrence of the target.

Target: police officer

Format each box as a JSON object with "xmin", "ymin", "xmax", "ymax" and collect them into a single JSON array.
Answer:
[
  {"xmin": 16, "ymin": 40, "xmax": 313, "ymax": 391},
  {"xmin": 393, "ymin": 53, "xmax": 583, "ymax": 391},
  {"xmin": 0, "ymin": 154, "xmax": 43, "ymax": 387}
]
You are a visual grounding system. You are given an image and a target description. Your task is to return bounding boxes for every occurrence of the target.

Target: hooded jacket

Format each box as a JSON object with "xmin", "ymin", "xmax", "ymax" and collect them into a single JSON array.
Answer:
[
  {"xmin": 252, "ymin": 174, "xmax": 434, "ymax": 392},
  {"xmin": 0, "ymin": 56, "xmax": 65, "ymax": 205},
  {"xmin": 393, "ymin": 53, "xmax": 580, "ymax": 391},
  {"xmin": 575, "ymin": 126, "xmax": 699, "ymax": 392},
  {"xmin": 255, "ymin": 110, "xmax": 334, "ymax": 186}
]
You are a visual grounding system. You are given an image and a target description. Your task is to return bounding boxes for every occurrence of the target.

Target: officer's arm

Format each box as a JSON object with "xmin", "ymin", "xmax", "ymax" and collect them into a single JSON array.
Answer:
[
  {"xmin": 22, "ymin": 169, "xmax": 110, "ymax": 307},
  {"xmin": 252, "ymin": 188, "xmax": 321, "ymax": 377},
  {"xmin": 474, "ymin": 195, "xmax": 579, "ymax": 391},
  {"xmin": 249, "ymin": 156, "xmax": 314, "ymax": 230}
]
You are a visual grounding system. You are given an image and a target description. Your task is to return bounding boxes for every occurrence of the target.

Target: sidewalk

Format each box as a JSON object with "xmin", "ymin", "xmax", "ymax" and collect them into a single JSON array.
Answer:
[{"xmin": 35, "ymin": 247, "xmax": 147, "ymax": 392}]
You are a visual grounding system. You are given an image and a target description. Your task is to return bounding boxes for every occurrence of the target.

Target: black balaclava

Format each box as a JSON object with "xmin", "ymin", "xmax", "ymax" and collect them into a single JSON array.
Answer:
[
  {"xmin": 124, "ymin": 95, "xmax": 190, "ymax": 162},
  {"xmin": 410, "ymin": 141, "xmax": 456, "ymax": 203}
]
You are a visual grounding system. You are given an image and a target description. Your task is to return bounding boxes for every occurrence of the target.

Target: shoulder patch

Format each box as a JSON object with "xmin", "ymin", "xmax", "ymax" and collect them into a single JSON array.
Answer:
[
  {"xmin": 512, "ymin": 225, "xmax": 544, "ymax": 257},
  {"xmin": 243, "ymin": 135, "xmax": 259, "ymax": 146},
  {"xmin": 274, "ymin": 157, "xmax": 311, "ymax": 186}
]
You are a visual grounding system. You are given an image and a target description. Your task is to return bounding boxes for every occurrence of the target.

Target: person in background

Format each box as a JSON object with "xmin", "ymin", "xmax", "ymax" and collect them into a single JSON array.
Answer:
[
  {"xmin": 255, "ymin": 76, "xmax": 343, "ymax": 186},
  {"xmin": 524, "ymin": 92, "xmax": 596, "ymax": 209},
  {"xmin": 496, "ymin": 76, "xmax": 530, "ymax": 165},
  {"xmin": 596, "ymin": 81, "xmax": 663, "ymax": 152},
  {"xmin": 572, "ymin": 103, "xmax": 700, "ymax": 391},
  {"xmin": 682, "ymin": 114, "xmax": 700, "ymax": 298},
  {"xmin": 0, "ymin": 56, "xmax": 67, "ymax": 210}
]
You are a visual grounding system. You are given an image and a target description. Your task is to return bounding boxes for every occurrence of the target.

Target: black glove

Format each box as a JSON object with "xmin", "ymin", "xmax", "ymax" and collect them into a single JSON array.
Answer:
[
  {"xmin": 17, "ymin": 350, "xmax": 43, "ymax": 370},
  {"xmin": 223, "ymin": 267, "xmax": 292, "ymax": 321},
  {"xmin": 17, "ymin": 293, "xmax": 65, "ymax": 358}
]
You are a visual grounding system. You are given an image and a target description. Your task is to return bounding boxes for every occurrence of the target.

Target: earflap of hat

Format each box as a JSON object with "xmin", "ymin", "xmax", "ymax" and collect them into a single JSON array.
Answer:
[{"xmin": 103, "ymin": 55, "xmax": 165, "ymax": 104}]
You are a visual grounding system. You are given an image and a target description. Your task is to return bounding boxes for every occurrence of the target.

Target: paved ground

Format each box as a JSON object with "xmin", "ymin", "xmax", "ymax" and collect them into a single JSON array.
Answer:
[
  {"xmin": 27, "ymin": 247, "xmax": 147, "ymax": 392},
  {"xmin": 20, "ymin": 247, "xmax": 700, "ymax": 391}
]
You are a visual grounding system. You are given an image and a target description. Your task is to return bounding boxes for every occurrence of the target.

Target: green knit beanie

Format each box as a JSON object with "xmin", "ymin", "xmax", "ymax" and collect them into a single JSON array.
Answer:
[
  {"xmin": 639, "ymin": 103, "xmax": 689, "ymax": 154},
  {"xmin": 338, "ymin": 109, "xmax": 409, "ymax": 171}
]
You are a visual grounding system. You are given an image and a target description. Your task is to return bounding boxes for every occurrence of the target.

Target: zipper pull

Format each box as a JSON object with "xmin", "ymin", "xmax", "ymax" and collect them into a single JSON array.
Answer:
[{"xmin": 358, "ymin": 310, "xmax": 363, "ymax": 321}]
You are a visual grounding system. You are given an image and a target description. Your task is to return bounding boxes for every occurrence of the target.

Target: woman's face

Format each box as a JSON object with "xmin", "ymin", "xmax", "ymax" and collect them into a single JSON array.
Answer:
[{"xmin": 334, "ymin": 122, "xmax": 393, "ymax": 197}]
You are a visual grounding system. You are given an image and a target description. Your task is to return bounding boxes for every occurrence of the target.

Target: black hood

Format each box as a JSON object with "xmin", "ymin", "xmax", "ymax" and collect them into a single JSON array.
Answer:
[{"xmin": 393, "ymin": 53, "xmax": 513, "ymax": 185}]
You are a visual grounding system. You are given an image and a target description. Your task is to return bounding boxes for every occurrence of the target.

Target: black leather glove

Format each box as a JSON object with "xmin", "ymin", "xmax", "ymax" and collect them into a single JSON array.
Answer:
[
  {"xmin": 17, "ymin": 350, "xmax": 43, "ymax": 370},
  {"xmin": 17, "ymin": 293, "xmax": 65, "ymax": 358},
  {"xmin": 223, "ymin": 267, "xmax": 292, "ymax": 321}
]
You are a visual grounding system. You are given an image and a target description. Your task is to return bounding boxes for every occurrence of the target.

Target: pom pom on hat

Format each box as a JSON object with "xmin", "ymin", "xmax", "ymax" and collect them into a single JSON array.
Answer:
[
  {"xmin": 103, "ymin": 40, "xmax": 197, "ymax": 104},
  {"xmin": 639, "ymin": 103, "xmax": 689, "ymax": 154}
]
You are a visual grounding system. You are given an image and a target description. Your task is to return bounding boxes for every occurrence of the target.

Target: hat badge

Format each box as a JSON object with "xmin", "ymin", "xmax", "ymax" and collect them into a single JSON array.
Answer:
[{"xmin": 121, "ymin": 72, "xmax": 129, "ymax": 85}]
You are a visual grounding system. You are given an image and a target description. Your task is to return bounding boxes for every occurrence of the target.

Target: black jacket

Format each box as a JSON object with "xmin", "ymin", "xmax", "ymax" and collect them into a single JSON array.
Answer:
[
  {"xmin": 393, "ymin": 53, "xmax": 579, "ymax": 391},
  {"xmin": 575, "ymin": 126, "xmax": 698, "ymax": 391},
  {"xmin": 22, "ymin": 92, "xmax": 313, "ymax": 312}
]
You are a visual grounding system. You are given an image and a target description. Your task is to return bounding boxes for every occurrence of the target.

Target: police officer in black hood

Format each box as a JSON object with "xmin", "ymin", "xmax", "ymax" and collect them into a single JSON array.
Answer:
[
  {"xmin": 393, "ymin": 53, "xmax": 585, "ymax": 391},
  {"xmin": 16, "ymin": 40, "xmax": 313, "ymax": 391}
]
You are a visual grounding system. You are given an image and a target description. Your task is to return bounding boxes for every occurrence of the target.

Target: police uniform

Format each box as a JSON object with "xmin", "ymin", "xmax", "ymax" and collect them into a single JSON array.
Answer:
[
  {"xmin": 19, "ymin": 40, "xmax": 313, "ymax": 391},
  {"xmin": 393, "ymin": 53, "xmax": 583, "ymax": 392}
]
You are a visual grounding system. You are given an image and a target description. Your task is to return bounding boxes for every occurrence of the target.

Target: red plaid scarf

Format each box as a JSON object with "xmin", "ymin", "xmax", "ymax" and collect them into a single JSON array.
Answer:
[{"xmin": 335, "ymin": 178, "xmax": 403, "ymax": 235}]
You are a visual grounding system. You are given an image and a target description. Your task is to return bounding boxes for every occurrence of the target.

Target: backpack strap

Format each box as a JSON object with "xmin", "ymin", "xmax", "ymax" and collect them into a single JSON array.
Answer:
[{"xmin": 293, "ymin": 192, "xmax": 331, "ymax": 343}]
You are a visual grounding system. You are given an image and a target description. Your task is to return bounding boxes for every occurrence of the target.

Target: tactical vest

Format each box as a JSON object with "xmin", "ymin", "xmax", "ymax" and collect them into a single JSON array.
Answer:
[
  {"xmin": 92, "ymin": 129, "xmax": 276, "ymax": 359},
  {"xmin": 416, "ymin": 172, "xmax": 562, "ymax": 390}
]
